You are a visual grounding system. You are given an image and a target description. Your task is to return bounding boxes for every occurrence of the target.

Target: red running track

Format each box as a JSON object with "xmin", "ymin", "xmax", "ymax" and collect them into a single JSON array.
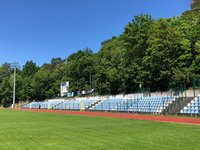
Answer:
[{"xmin": 14, "ymin": 108, "xmax": 200, "ymax": 126}]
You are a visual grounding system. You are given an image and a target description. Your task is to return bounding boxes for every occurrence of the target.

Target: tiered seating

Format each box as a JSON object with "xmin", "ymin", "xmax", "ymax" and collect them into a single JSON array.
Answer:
[
  {"xmin": 92, "ymin": 97, "xmax": 130, "ymax": 111},
  {"xmin": 92, "ymin": 96, "xmax": 174, "ymax": 114},
  {"xmin": 180, "ymin": 96, "xmax": 200, "ymax": 114},
  {"xmin": 92, "ymin": 98, "xmax": 124, "ymax": 111},
  {"xmin": 47, "ymin": 100, "xmax": 64, "ymax": 109},
  {"xmin": 128, "ymin": 96, "xmax": 174, "ymax": 113},
  {"xmin": 22, "ymin": 99, "xmax": 64, "ymax": 109},
  {"xmin": 55, "ymin": 98, "xmax": 98, "ymax": 110},
  {"xmin": 22, "ymin": 96, "xmax": 174, "ymax": 114},
  {"xmin": 22, "ymin": 97, "xmax": 99, "ymax": 110}
]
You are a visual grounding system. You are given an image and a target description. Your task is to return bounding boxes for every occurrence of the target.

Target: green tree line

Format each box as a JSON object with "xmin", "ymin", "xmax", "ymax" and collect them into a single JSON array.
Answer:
[{"xmin": 0, "ymin": 8, "xmax": 200, "ymax": 107}]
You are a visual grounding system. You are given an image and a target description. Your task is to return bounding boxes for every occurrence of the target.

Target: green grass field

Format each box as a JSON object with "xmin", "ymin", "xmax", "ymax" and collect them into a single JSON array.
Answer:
[{"xmin": 0, "ymin": 109, "xmax": 200, "ymax": 150}]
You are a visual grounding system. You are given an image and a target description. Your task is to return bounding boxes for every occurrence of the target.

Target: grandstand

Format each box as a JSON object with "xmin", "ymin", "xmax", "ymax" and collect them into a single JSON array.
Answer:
[
  {"xmin": 22, "ymin": 93, "xmax": 200, "ymax": 116},
  {"xmin": 22, "ymin": 95, "xmax": 183, "ymax": 115}
]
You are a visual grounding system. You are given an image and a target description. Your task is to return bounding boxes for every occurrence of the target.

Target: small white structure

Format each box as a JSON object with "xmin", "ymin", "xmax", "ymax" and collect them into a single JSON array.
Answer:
[{"xmin": 60, "ymin": 82, "xmax": 69, "ymax": 96}]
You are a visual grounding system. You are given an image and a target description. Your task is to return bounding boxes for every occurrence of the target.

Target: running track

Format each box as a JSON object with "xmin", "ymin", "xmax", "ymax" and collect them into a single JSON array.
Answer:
[{"xmin": 14, "ymin": 108, "xmax": 200, "ymax": 125}]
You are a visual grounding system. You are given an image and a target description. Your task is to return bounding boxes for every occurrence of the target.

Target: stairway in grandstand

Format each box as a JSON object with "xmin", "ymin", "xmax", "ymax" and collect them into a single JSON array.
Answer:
[
  {"xmin": 163, "ymin": 97, "xmax": 194, "ymax": 115},
  {"xmin": 85, "ymin": 100, "xmax": 102, "ymax": 111},
  {"xmin": 52, "ymin": 101, "xmax": 64, "ymax": 109}
]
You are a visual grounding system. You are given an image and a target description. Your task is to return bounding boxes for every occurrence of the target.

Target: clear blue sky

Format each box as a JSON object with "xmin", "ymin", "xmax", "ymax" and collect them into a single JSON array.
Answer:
[{"xmin": 0, "ymin": 0, "xmax": 191, "ymax": 66}]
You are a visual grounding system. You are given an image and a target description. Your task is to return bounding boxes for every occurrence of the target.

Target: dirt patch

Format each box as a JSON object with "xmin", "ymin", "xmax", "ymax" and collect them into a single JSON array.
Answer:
[{"xmin": 14, "ymin": 108, "xmax": 200, "ymax": 126}]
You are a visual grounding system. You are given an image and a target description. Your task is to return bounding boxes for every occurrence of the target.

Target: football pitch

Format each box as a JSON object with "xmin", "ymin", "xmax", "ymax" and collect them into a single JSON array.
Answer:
[{"xmin": 0, "ymin": 109, "xmax": 200, "ymax": 150}]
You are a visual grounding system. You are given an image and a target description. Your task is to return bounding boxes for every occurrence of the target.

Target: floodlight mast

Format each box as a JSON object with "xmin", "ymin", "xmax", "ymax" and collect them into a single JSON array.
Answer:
[{"xmin": 12, "ymin": 62, "xmax": 19, "ymax": 108}]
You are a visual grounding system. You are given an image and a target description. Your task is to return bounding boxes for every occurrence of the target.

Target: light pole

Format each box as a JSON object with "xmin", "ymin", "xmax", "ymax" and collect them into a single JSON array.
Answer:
[{"xmin": 11, "ymin": 62, "xmax": 19, "ymax": 108}]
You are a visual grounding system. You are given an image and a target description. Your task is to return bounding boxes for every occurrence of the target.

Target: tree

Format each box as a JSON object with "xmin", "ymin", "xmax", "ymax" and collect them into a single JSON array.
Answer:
[
  {"xmin": 0, "ymin": 63, "xmax": 13, "ymax": 106},
  {"xmin": 22, "ymin": 61, "xmax": 38, "ymax": 77},
  {"xmin": 191, "ymin": 0, "xmax": 200, "ymax": 10},
  {"xmin": 143, "ymin": 19, "xmax": 182, "ymax": 91},
  {"xmin": 32, "ymin": 67, "xmax": 52, "ymax": 100},
  {"xmin": 0, "ymin": 77, "xmax": 12, "ymax": 107},
  {"xmin": 122, "ymin": 14, "xmax": 154, "ymax": 93},
  {"xmin": 97, "ymin": 36, "xmax": 126, "ymax": 94}
]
